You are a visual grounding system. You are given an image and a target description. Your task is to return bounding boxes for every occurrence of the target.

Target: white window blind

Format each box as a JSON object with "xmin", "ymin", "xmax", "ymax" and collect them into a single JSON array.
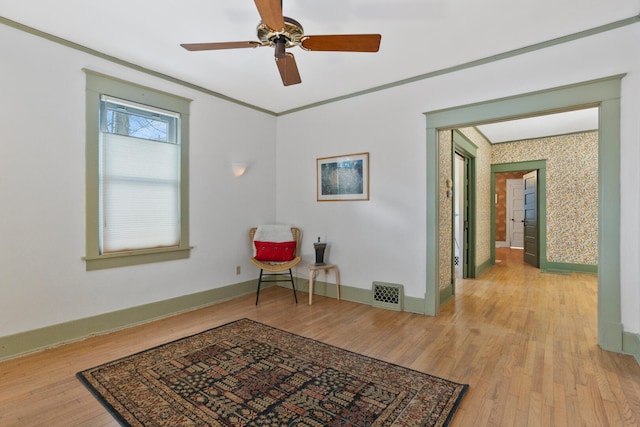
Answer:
[{"xmin": 99, "ymin": 96, "xmax": 181, "ymax": 254}]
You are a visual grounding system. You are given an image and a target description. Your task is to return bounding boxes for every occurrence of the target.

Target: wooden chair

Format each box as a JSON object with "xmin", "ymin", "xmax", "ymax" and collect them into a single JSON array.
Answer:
[{"xmin": 249, "ymin": 227, "xmax": 302, "ymax": 305}]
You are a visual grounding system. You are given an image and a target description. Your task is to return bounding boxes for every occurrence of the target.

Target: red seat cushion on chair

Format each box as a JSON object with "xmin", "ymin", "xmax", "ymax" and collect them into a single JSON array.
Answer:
[{"xmin": 254, "ymin": 241, "xmax": 297, "ymax": 262}]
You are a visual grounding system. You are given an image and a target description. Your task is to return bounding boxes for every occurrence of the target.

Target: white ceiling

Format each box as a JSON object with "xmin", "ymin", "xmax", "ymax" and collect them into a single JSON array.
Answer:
[
  {"xmin": 2, "ymin": 0, "xmax": 638, "ymax": 116},
  {"xmin": 476, "ymin": 107, "xmax": 600, "ymax": 143}
]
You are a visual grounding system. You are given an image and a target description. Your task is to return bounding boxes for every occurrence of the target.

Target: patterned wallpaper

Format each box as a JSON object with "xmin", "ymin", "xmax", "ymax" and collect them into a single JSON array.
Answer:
[
  {"xmin": 438, "ymin": 128, "xmax": 492, "ymax": 290},
  {"xmin": 437, "ymin": 129, "xmax": 598, "ymax": 285},
  {"xmin": 438, "ymin": 130, "xmax": 452, "ymax": 290},
  {"xmin": 491, "ymin": 131, "xmax": 598, "ymax": 265}
]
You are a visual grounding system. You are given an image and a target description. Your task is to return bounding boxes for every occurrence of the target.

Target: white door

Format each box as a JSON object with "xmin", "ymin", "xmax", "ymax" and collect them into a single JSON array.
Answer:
[{"xmin": 507, "ymin": 179, "xmax": 524, "ymax": 248}]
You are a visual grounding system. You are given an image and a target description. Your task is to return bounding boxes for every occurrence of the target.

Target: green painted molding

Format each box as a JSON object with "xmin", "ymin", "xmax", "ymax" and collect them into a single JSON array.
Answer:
[
  {"xmin": 403, "ymin": 296, "xmax": 426, "ymax": 315},
  {"xmin": 491, "ymin": 160, "xmax": 549, "ymax": 173},
  {"xmin": 425, "ymin": 75, "xmax": 623, "ymax": 354},
  {"xmin": 623, "ymin": 332, "xmax": 640, "ymax": 365},
  {"xmin": 299, "ymin": 277, "xmax": 364, "ymax": 307},
  {"xmin": 0, "ymin": 280, "xmax": 259, "ymax": 362},
  {"xmin": 598, "ymin": 96, "xmax": 622, "ymax": 352},
  {"xmin": 426, "ymin": 76, "xmax": 622, "ymax": 129},
  {"xmin": 296, "ymin": 278, "xmax": 338, "ymax": 299},
  {"xmin": 84, "ymin": 70, "xmax": 193, "ymax": 270},
  {"xmin": 298, "ymin": 278, "xmax": 426, "ymax": 315},
  {"xmin": 84, "ymin": 247, "xmax": 192, "ymax": 271},
  {"xmin": 453, "ymin": 130, "xmax": 478, "ymax": 155},
  {"xmin": 475, "ymin": 258, "xmax": 493, "ymax": 278},
  {"xmin": 453, "ymin": 130, "xmax": 478, "ymax": 278},
  {"xmin": 425, "ymin": 127, "xmax": 440, "ymax": 316},
  {"xmin": 601, "ymin": 320, "xmax": 624, "ymax": 354},
  {"xmin": 440, "ymin": 284, "xmax": 454, "ymax": 306},
  {"xmin": 277, "ymin": 15, "xmax": 640, "ymax": 116},
  {"xmin": 2, "ymin": 14, "xmax": 638, "ymax": 116},
  {"xmin": 542, "ymin": 262, "xmax": 598, "ymax": 275},
  {"xmin": 0, "ymin": 17, "xmax": 275, "ymax": 116},
  {"xmin": 0, "ymin": 276, "xmax": 430, "ymax": 361}
]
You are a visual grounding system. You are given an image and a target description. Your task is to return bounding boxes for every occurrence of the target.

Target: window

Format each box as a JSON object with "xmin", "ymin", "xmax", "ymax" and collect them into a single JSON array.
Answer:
[
  {"xmin": 85, "ymin": 71, "xmax": 191, "ymax": 270},
  {"xmin": 100, "ymin": 96, "xmax": 180, "ymax": 253}
]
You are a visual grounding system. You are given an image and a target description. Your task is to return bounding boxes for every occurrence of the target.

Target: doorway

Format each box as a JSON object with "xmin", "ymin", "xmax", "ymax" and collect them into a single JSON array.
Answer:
[
  {"xmin": 522, "ymin": 170, "xmax": 539, "ymax": 267},
  {"xmin": 452, "ymin": 130, "xmax": 477, "ymax": 283},
  {"xmin": 497, "ymin": 170, "xmax": 544, "ymax": 268},
  {"xmin": 453, "ymin": 153, "xmax": 466, "ymax": 280},
  {"xmin": 424, "ymin": 76, "xmax": 623, "ymax": 353},
  {"xmin": 495, "ymin": 171, "xmax": 528, "ymax": 248},
  {"xmin": 506, "ymin": 178, "xmax": 524, "ymax": 248},
  {"xmin": 491, "ymin": 160, "xmax": 548, "ymax": 270}
]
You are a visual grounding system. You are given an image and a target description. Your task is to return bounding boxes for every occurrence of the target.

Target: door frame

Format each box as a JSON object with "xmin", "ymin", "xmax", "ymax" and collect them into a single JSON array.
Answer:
[
  {"xmin": 424, "ymin": 75, "xmax": 623, "ymax": 353},
  {"xmin": 453, "ymin": 130, "xmax": 477, "ymax": 279},
  {"xmin": 490, "ymin": 162, "xmax": 547, "ymax": 269},
  {"xmin": 452, "ymin": 153, "xmax": 469, "ymax": 279},
  {"xmin": 506, "ymin": 178, "xmax": 524, "ymax": 248},
  {"xmin": 453, "ymin": 153, "xmax": 466, "ymax": 279}
]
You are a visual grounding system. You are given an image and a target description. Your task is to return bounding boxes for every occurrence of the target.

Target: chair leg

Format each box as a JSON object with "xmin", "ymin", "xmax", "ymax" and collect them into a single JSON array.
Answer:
[
  {"xmin": 288, "ymin": 268, "xmax": 298, "ymax": 304},
  {"xmin": 256, "ymin": 269, "xmax": 264, "ymax": 305}
]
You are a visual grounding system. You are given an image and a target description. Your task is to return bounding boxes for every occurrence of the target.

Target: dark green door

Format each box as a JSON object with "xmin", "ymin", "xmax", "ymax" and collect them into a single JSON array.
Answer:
[{"xmin": 523, "ymin": 170, "xmax": 539, "ymax": 267}]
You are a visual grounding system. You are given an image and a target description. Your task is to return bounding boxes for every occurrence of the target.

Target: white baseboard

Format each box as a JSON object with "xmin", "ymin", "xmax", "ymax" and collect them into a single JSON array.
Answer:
[{"xmin": 495, "ymin": 241, "xmax": 509, "ymax": 248}]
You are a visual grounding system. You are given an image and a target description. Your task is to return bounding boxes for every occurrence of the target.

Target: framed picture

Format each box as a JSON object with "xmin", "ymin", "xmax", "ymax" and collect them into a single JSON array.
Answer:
[{"xmin": 317, "ymin": 152, "xmax": 369, "ymax": 201}]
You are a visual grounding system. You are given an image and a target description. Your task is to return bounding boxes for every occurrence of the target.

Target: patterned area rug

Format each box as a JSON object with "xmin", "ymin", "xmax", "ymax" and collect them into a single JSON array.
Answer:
[{"xmin": 77, "ymin": 318, "xmax": 467, "ymax": 426}]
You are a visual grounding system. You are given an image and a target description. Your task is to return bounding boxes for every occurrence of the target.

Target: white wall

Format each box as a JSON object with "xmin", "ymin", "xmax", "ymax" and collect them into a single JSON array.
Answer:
[
  {"xmin": 2, "ymin": 20, "xmax": 640, "ymax": 340},
  {"xmin": 0, "ymin": 24, "xmax": 277, "ymax": 337},
  {"xmin": 276, "ymin": 23, "xmax": 640, "ymax": 334}
]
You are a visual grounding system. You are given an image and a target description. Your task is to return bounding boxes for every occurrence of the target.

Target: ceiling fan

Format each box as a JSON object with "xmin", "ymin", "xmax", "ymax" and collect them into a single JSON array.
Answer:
[{"xmin": 180, "ymin": 0, "xmax": 382, "ymax": 86}]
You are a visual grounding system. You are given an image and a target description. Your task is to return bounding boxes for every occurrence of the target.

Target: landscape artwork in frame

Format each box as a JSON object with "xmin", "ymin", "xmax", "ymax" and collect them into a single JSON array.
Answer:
[{"xmin": 317, "ymin": 152, "xmax": 369, "ymax": 201}]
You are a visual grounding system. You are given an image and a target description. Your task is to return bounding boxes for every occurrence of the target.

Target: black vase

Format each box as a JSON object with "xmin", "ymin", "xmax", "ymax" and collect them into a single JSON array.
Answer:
[{"xmin": 314, "ymin": 242, "xmax": 327, "ymax": 266}]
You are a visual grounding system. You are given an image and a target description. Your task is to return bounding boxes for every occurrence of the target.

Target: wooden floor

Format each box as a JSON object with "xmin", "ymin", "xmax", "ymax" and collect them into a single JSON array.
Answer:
[{"xmin": 2, "ymin": 247, "xmax": 640, "ymax": 426}]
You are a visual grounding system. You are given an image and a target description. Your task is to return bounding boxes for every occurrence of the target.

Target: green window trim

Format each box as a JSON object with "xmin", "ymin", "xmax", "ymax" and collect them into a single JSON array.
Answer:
[{"xmin": 84, "ymin": 69, "xmax": 192, "ymax": 271}]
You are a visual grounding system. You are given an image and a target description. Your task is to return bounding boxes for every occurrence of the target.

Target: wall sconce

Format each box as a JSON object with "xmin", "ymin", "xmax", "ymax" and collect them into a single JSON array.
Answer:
[{"xmin": 231, "ymin": 162, "xmax": 247, "ymax": 177}]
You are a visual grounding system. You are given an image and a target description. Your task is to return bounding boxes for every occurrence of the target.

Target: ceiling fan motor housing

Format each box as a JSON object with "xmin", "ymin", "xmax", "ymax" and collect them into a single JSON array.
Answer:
[{"xmin": 257, "ymin": 17, "xmax": 304, "ymax": 48}]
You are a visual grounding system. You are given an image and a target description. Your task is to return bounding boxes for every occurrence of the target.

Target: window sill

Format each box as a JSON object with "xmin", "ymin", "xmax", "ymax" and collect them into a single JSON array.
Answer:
[{"xmin": 84, "ymin": 246, "xmax": 192, "ymax": 271}]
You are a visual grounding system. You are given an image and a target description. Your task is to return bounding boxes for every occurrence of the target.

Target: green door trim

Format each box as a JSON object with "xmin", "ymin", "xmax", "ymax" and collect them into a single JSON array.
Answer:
[
  {"xmin": 453, "ymin": 130, "xmax": 477, "ymax": 279},
  {"xmin": 424, "ymin": 75, "xmax": 623, "ymax": 354},
  {"xmin": 491, "ymin": 161, "xmax": 547, "ymax": 270}
]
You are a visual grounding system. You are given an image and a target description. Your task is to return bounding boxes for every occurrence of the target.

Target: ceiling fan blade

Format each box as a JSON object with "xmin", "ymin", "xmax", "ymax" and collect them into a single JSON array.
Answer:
[
  {"xmin": 275, "ymin": 53, "xmax": 301, "ymax": 86},
  {"xmin": 300, "ymin": 34, "xmax": 381, "ymax": 52},
  {"xmin": 254, "ymin": 0, "xmax": 285, "ymax": 31},
  {"xmin": 180, "ymin": 41, "xmax": 261, "ymax": 51}
]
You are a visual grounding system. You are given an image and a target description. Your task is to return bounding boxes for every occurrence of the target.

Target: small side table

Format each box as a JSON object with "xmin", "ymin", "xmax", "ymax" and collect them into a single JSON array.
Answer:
[{"xmin": 307, "ymin": 264, "xmax": 340, "ymax": 305}]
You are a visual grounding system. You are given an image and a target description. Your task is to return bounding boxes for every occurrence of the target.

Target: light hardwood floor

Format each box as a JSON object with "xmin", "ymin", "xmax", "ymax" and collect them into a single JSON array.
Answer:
[{"xmin": 1, "ymin": 248, "xmax": 640, "ymax": 426}]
